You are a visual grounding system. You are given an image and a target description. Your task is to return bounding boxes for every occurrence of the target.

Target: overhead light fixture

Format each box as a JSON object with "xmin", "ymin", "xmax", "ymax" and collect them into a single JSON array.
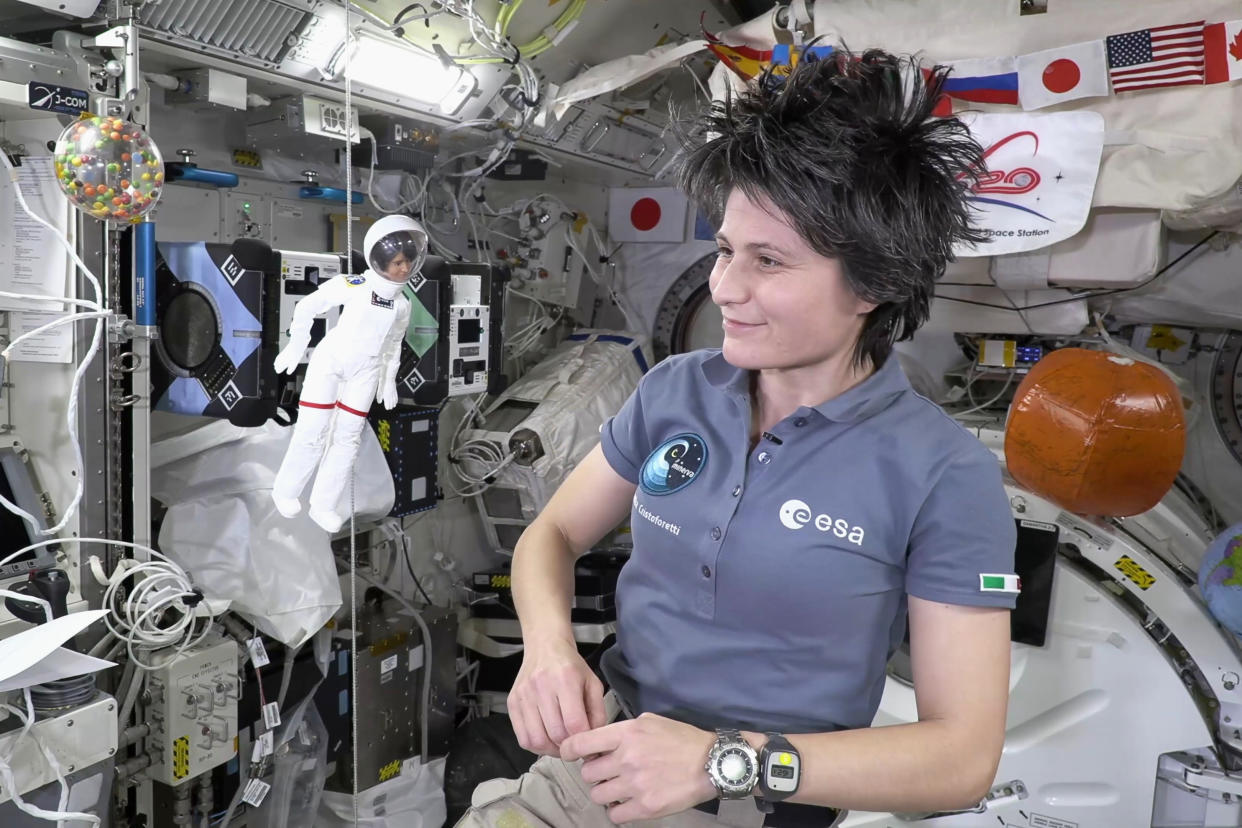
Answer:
[{"xmin": 329, "ymin": 33, "xmax": 478, "ymax": 115}]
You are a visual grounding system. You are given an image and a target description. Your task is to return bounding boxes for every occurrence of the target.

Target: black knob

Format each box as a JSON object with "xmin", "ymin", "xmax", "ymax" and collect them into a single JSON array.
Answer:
[
  {"xmin": 4, "ymin": 569, "xmax": 70, "ymax": 623},
  {"xmin": 37, "ymin": 569, "xmax": 70, "ymax": 618}
]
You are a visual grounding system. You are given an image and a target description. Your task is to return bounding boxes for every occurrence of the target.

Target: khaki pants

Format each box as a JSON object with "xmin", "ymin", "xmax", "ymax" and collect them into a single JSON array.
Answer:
[
  {"xmin": 454, "ymin": 694, "xmax": 842, "ymax": 828},
  {"xmin": 454, "ymin": 753, "xmax": 774, "ymax": 828}
]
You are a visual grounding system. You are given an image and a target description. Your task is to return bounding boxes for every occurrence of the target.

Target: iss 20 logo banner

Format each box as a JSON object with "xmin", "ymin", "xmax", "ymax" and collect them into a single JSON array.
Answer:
[{"xmin": 954, "ymin": 111, "xmax": 1105, "ymax": 257}]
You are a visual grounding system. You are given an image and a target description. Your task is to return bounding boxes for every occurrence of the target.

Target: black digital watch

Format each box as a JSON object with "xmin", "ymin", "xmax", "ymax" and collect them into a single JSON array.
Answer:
[{"xmin": 757, "ymin": 732, "xmax": 801, "ymax": 802}]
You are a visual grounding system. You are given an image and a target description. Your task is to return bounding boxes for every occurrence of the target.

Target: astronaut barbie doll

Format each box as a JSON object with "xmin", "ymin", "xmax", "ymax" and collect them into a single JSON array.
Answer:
[{"xmin": 270, "ymin": 214, "xmax": 427, "ymax": 532}]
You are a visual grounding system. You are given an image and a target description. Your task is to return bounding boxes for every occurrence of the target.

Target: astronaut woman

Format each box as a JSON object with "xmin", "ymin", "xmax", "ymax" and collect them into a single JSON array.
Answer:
[
  {"xmin": 459, "ymin": 51, "xmax": 1018, "ymax": 828},
  {"xmin": 270, "ymin": 214, "xmax": 427, "ymax": 533}
]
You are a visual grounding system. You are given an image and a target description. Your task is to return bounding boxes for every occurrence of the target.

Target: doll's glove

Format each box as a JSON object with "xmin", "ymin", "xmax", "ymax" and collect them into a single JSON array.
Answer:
[
  {"xmin": 378, "ymin": 377, "xmax": 399, "ymax": 409},
  {"xmin": 273, "ymin": 336, "xmax": 310, "ymax": 374}
]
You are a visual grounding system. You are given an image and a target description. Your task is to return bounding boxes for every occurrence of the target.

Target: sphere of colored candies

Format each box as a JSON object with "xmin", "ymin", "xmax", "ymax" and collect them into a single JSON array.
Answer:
[{"xmin": 52, "ymin": 114, "xmax": 164, "ymax": 223}]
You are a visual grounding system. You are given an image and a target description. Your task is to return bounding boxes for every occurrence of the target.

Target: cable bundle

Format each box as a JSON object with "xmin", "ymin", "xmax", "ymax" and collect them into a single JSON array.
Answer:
[{"xmin": 103, "ymin": 556, "xmax": 215, "ymax": 671}]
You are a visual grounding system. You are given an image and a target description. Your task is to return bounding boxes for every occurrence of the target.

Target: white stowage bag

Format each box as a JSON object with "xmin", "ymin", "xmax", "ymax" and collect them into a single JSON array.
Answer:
[
  {"xmin": 464, "ymin": 331, "xmax": 652, "ymax": 519},
  {"xmin": 151, "ymin": 418, "xmax": 396, "ymax": 647},
  {"xmin": 316, "ymin": 758, "xmax": 447, "ymax": 828}
]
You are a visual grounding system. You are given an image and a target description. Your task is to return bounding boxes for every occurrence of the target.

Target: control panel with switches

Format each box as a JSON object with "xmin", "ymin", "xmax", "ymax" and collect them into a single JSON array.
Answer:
[
  {"xmin": 145, "ymin": 636, "xmax": 240, "ymax": 786},
  {"xmin": 449, "ymin": 272, "xmax": 491, "ymax": 395}
]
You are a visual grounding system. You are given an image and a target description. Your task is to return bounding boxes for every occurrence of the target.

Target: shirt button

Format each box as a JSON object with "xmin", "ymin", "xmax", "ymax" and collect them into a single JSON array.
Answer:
[
  {"xmin": 794, "ymin": 417, "xmax": 808, "ymax": 427},
  {"xmin": 731, "ymin": 485, "xmax": 742, "ymax": 497},
  {"xmin": 757, "ymin": 451, "xmax": 771, "ymax": 464},
  {"xmin": 701, "ymin": 565, "xmax": 712, "ymax": 578},
  {"xmin": 710, "ymin": 526, "xmax": 722, "ymax": 540}
]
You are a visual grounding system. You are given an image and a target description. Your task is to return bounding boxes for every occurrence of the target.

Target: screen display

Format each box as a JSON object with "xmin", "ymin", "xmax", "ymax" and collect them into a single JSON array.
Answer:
[
  {"xmin": 458, "ymin": 318, "xmax": 481, "ymax": 344},
  {"xmin": 1012, "ymin": 518, "xmax": 1058, "ymax": 647},
  {"xmin": 770, "ymin": 766, "xmax": 795, "ymax": 779}
]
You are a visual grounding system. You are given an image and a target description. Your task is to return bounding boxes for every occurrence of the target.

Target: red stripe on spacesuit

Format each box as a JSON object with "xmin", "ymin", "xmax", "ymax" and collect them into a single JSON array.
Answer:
[
  {"xmin": 336, "ymin": 401, "xmax": 369, "ymax": 417},
  {"xmin": 299, "ymin": 401, "xmax": 335, "ymax": 410}
]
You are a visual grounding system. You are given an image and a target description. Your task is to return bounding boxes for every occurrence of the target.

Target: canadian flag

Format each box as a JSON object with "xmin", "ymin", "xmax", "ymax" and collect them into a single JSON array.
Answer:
[
  {"xmin": 1015, "ymin": 41, "xmax": 1110, "ymax": 110},
  {"xmin": 608, "ymin": 187, "xmax": 689, "ymax": 243},
  {"xmin": 1205, "ymin": 20, "xmax": 1242, "ymax": 84}
]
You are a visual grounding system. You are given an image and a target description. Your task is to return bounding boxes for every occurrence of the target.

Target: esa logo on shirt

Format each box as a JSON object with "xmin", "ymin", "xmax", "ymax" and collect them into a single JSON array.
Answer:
[
  {"xmin": 639, "ymin": 434, "xmax": 707, "ymax": 496},
  {"xmin": 778, "ymin": 498, "xmax": 865, "ymax": 546}
]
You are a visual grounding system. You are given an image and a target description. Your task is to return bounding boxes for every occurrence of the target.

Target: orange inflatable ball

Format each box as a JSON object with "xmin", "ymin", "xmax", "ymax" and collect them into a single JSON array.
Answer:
[{"xmin": 1004, "ymin": 347, "xmax": 1186, "ymax": 517}]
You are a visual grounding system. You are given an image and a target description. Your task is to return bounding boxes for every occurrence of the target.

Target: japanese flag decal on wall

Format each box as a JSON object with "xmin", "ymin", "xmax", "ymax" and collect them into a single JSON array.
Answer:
[
  {"xmin": 608, "ymin": 187, "xmax": 689, "ymax": 243},
  {"xmin": 954, "ymin": 111, "xmax": 1105, "ymax": 257}
]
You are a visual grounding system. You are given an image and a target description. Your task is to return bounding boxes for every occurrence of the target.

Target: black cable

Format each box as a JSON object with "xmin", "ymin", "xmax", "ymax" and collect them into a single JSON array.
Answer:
[
  {"xmin": 401, "ymin": 532, "xmax": 435, "ymax": 606},
  {"xmin": 394, "ymin": 2, "xmax": 438, "ymax": 27},
  {"xmin": 934, "ymin": 230, "xmax": 1219, "ymax": 312}
]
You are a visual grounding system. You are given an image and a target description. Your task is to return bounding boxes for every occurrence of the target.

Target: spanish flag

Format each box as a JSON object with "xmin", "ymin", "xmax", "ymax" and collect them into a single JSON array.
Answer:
[{"xmin": 702, "ymin": 24, "xmax": 772, "ymax": 81}]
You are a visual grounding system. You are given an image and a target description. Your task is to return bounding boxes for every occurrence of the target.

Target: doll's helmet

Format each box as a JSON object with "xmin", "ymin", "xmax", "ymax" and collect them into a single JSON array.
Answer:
[{"xmin": 364, "ymin": 214, "xmax": 428, "ymax": 281}]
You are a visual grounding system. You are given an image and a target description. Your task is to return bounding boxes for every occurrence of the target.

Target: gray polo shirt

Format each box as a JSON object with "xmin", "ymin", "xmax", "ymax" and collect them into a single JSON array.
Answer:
[{"xmin": 598, "ymin": 349, "xmax": 1018, "ymax": 734}]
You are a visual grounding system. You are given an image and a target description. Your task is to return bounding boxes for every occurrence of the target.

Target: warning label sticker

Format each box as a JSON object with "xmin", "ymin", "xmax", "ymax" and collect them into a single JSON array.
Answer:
[
  {"xmin": 1114, "ymin": 554, "xmax": 1157, "ymax": 590},
  {"xmin": 1030, "ymin": 813, "xmax": 1078, "ymax": 828}
]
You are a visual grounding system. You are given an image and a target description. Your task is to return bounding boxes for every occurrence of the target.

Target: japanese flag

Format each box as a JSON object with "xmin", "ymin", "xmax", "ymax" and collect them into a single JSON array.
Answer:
[
  {"xmin": 608, "ymin": 188, "xmax": 689, "ymax": 243},
  {"xmin": 1016, "ymin": 41, "xmax": 1110, "ymax": 110}
]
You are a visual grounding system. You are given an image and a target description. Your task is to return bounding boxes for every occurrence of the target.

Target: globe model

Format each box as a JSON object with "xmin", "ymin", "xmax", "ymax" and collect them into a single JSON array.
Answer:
[{"xmin": 1199, "ymin": 524, "xmax": 1242, "ymax": 636}]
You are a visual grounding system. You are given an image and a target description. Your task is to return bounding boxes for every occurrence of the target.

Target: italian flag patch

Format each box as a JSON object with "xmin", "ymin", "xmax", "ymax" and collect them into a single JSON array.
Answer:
[{"xmin": 979, "ymin": 573, "xmax": 1021, "ymax": 594}]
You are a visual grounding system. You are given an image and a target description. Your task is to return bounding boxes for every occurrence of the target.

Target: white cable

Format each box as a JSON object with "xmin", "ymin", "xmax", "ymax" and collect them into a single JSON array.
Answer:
[
  {"xmin": 0, "ymin": 537, "xmax": 214, "ymax": 671},
  {"xmin": 0, "ymin": 589, "xmax": 53, "ymax": 624},
  {"xmin": 0, "ymin": 291, "xmax": 99, "ymax": 311},
  {"xmin": 0, "ymin": 154, "xmax": 105, "ymax": 303},
  {"xmin": 0, "ymin": 151, "xmax": 108, "ymax": 538},
  {"xmin": 548, "ymin": 211, "xmax": 643, "ymax": 333},
  {"xmin": 0, "ymin": 536, "xmax": 169, "ymax": 570},
  {"xmin": 444, "ymin": 392, "xmax": 518, "ymax": 496},
  {"xmin": 1, "ymin": 311, "xmax": 111, "ymax": 358},
  {"xmin": 950, "ymin": 369, "xmax": 1016, "ymax": 419},
  {"xmin": 0, "ymin": 688, "xmax": 101, "ymax": 826},
  {"xmin": 103, "ymin": 558, "xmax": 214, "ymax": 671},
  {"xmin": 361, "ymin": 127, "xmax": 429, "ymax": 216}
]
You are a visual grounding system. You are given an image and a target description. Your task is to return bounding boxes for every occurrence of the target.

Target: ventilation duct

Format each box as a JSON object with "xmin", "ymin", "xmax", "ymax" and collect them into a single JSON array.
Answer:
[{"xmin": 139, "ymin": 0, "xmax": 315, "ymax": 67}]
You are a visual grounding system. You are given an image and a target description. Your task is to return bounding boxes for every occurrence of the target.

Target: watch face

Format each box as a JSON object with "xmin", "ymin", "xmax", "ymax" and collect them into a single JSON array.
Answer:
[
  {"xmin": 715, "ymin": 746, "xmax": 756, "ymax": 786},
  {"xmin": 764, "ymin": 750, "xmax": 800, "ymax": 794}
]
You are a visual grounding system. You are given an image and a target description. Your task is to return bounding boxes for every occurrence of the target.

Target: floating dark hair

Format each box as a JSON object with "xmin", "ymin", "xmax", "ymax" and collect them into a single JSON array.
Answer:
[{"xmin": 677, "ymin": 47, "xmax": 987, "ymax": 369}]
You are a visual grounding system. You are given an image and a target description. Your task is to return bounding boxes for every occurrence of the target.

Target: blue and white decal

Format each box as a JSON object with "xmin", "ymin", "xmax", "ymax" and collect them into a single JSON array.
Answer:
[{"xmin": 640, "ymin": 433, "xmax": 708, "ymax": 496}]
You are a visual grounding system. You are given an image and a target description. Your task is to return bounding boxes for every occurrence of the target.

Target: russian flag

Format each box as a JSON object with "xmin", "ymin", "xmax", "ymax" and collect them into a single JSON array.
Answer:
[{"xmin": 942, "ymin": 56, "xmax": 1020, "ymax": 105}]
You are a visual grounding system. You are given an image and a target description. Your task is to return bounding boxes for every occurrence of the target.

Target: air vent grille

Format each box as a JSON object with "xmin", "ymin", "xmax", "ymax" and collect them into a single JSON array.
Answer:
[{"xmin": 141, "ymin": 0, "xmax": 313, "ymax": 65}]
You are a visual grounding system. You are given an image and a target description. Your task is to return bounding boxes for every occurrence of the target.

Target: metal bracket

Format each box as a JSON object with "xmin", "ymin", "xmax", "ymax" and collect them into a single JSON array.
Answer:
[
  {"xmin": 90, "ymin": 24, "xmax": 139, "ymax": 106},
  {"xmin": 0, "ymin": 695, "xmax": 118, "ymax": 806},
  {"xmin": 108, "ymin": 315, "xmax": 135, "ymax": 344},
  {"xmin": 1186, "ymin": 767, "xmax": 1242, "ymax": 797}
]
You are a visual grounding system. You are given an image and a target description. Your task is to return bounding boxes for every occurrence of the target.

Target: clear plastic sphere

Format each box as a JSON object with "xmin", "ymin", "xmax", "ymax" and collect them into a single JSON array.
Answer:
[{"xmin": 52, "ymin": 114, "xmax": 164, "ymax": 224}]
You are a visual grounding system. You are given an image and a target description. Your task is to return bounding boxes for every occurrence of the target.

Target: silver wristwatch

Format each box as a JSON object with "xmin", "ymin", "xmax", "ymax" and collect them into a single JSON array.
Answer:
[{"xmin": 705, "ymin": 728, "xmax": 759, "ymax": 799}]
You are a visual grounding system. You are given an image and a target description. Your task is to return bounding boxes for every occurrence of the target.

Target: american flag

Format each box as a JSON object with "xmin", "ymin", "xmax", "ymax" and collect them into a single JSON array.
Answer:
[{"xmin": 1106, "ymin": 21, "xmax": 1205, "ymax": 92}]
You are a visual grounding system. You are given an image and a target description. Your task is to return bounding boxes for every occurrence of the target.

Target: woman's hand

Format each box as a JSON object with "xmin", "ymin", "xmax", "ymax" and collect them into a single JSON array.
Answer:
[
  {"xmin": 561, "ymin": 713, "xmax": 718, "ymax": 824},
  {"xmin": 508, "ymin": 637, "xmax": 607, "ymax": 756}
]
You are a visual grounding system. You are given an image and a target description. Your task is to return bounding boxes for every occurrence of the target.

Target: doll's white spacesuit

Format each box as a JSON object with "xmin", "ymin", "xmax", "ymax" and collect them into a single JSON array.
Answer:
[{"xmin": 270, "ymin": 214, "xmax": 427, "ymax": 532}]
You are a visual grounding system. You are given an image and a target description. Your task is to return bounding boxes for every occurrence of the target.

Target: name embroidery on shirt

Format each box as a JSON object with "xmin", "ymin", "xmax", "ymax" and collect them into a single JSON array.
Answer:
[
  {"xmin": 633, "ymin": 496, "xmax": 682, "ymax": 536},
  {"xmin": 371, "ymin": 292, "xmax": 394, "ymax": 309},
  {"xmin": 639, "ymin": 433, "xmax": 708, "ymax": 496}
]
